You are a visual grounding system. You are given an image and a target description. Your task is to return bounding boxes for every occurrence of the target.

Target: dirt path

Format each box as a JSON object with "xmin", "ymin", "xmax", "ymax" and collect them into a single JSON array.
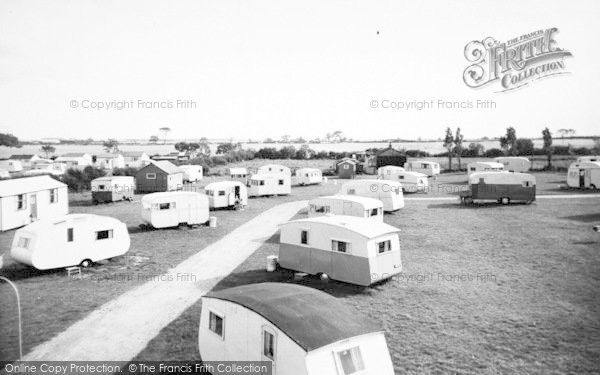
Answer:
[{"xmin": 23, "ymin": 200, "xmax": 307, "ymax": 361}]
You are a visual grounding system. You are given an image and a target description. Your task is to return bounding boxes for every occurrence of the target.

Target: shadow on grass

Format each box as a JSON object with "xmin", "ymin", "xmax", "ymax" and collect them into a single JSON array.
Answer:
[
  {"xmin": 560, "ymin": 213, "xmax": 600, "ymax": 223},
  {"xmin": 0, "ymin": 264, "xmax": 63, "ymax": 281},
  {"xmin": 426, "ymin": 202, "xmax": 533, "ymax": 209}
]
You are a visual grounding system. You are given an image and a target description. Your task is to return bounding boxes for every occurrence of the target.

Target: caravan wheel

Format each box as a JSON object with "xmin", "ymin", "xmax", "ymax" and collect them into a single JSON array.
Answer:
[
  {"xmin": 501, "ymin": 197, "xmax": 510, "ymax": 205},
  {"xmin": 80, "ymin": 259, "xmax": 93, "ymax": 268},
  {"xmin": 591, "ymin": 184, "xmax": 597, "ymax": 190}
]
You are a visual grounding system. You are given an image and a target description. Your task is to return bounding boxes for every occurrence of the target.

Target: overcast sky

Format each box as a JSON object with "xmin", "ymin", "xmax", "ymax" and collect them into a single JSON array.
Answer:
[{"xmin": 0, "ymin": 0, "xmax": 598, "ymax": 141}]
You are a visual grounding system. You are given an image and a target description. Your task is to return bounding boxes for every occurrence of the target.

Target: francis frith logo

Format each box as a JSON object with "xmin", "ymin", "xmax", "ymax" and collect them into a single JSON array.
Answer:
[{"xmin": 463, "ymin": 28, "xmax": 572, "ymax": 92}]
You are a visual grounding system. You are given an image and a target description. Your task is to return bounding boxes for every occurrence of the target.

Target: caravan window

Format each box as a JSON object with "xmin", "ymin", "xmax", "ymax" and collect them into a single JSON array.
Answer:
[
  {"xmin": 470, "ymin": 167, "xmax": 476, "ymax": 171},
  {"xmin": 146, "ymin": 173, "xmax": 157, "ymax": 179},
  {"xmin": 336, "ymin": 346, "xmax": 365, "ymax": 375},
  {"xmin": 421, "ymin": 163, "xmax": 428, "ymax": 168},
  {"xmin": 300, "ymin": 230, "xmax": 309, "ymax": 245},
  {"xmin": 378, "ymin": 240, "xmax": 392, "ymax": 254},
  {"xmin": 312, "ymin": 205, "xmax": 329, "ymax": 213},
  {"xmin": 332, "ymin": 240, "xmax": 350, "ymax": 253},
  {"xmin": 263, "ymin": 328, "xmax": 276, "ymax": 360},
  {"xmin": 16, "ymin": 194, "xmax": 27, "ymax": 210},
  {"xmin": 209, "ymin": 311, "xmax": 224, "ymax": 338},
  {"xmin": 17, "ymin": 237, "xmax": 30, "ymax": 249},
  {"xmin": 370, "ymin": 208, "xmax": 379, "ymax": 217},
  {"xmin": 50, "ymin": 188, "xmax": 58, "ymax": 203},
  {"xmin": 158, "ymin": 202, "xmax": 175, "ymax": 210},
  {"xmin": 96, "ymin": 230, "xmax": 114, "ymax": 240},
  {"xmin": 347, "ymin": 188, "xmax": 356, "ymax": 195},
  {"xmin": 278, "ymin": 179, "xmax": 284, "ymax": 185},
  {"xmin": 398, "ymin": 175, "xmax": 404, "ymax": 180},
  {"xmin": 218, "ymin": 191, "xmax": 226, "ymax": 196},
  {"xmin": 206, "ymin": 190, "xmax": 214, "ymax": 196},
  {"xmin": 67, "ymin": 228, "xmax": 74, "ymax": 242}
]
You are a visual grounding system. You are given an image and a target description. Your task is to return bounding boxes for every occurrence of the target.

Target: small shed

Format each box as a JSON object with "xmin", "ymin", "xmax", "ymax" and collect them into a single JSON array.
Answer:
[
  {"xmin": 0, "ymin": 175, "xmax": 68, "ymax": 231},
  {"xmin": 135, "ymin": 161, "xmax": 184, "ymax": 193},
  {"xmin": 335, "ymin": 158, "xmax": 358, "ymax": 179},
  {"xmin": 279, "ymin": 215, "xmax": 402, "ymax": 285},
  {"xmin": 375, "ymin": 144, "xmax": 407, "ymax": 169},
  {"xmin": 199, "ymin": 283, "xmax": 395, "ymax": 374},
  {"xmin": 11, "ymin": 214, "xmax": 130, "ymax": 269}
]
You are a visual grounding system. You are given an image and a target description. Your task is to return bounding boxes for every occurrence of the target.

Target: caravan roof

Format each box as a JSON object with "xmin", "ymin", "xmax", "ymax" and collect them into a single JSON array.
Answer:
[
  {"xmin": 569, "ymin": 161, "xmax": 600, "ymax": 169},
  {"xmin": 472, "ymin": 161, "xmax": 504, "ymax": 168},
  {"xmin": 204, "ymin": 283, "xmax": 381, "ymax": 352},
  {"xmin": 204, "ymin": 181, "xmax": 245, "ymax": 190},
  {"xmin": 229, "ymin": 167, "xmax": 248, "ymax": 175},
  {"xmin": 283, "ymin": 215, "xmax": 399, "ymax": 239},
  {"xmin": 469, "ymin": 171, "xmax": 536, "ymax": 185},
  {"xmin": 141, "ymin": 191, "xmax": 203, "ymax": 204},
  {"xmin": 0, "ymin": 175, "xmax": 66, "ymax": 197},
  {"xmin": 20, "ymin": 213, "xmax": 119, "ymax": 231}
]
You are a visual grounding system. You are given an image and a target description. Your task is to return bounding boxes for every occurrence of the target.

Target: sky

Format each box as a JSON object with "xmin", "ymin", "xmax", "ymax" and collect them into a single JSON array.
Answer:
[{"xmin": 0, "ymin": 0, "xmax": 599, "ymax": 141}]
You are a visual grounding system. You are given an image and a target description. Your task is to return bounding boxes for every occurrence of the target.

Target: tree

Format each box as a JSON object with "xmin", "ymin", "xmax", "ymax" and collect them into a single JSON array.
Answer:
[
  {"xmin": 0, "ymin": 133, "xmax": 20, "ymax": 148},
  {"xmin": 40, "ymin": 144, "xmax": 56, "ymax": 158},
  {"xmin": 542, "ymin": 127, "xmax": 553, "ymax": 168},
  {"xmin": 216, "ymin": 142, "xmax": 240, "ymax": 154},
  {"xmin": 516, "ymin": 138, "xmax": 534, "ymax": 156},
  {"xmin": 592, "ymin": 138, "xmax": 600, "ymax": 155},
  {"xmin": 149, "ymin": 135, "xmax": 159, "ymax": 144},
  {"xmin": 443, "ymin": 127, "xmax": 454, "ymax": 170},
  {"xmin": 279, "ymin": 145, "xmax": 297, "ymax": 159},
  {"xmin": 295, "ymin": 145, "xmax": 313, "ymax": 159},
  {"xmin": 499, "ymin": 127, "xmax": 517, "ymax": 155},
  {"xmin": 467, "ymin": 142, "xmax": 484, "ymax": 157},
  {"xmin": 159, "ymin": 127, "xmax": 171, "ymax": 144},
  {"xmin": 197, "ymin": 138, "xmax": 211, "ymax": 157},
  {"xmin": 103, "ymin": 138, "xmax": 120, "ymax": 154},
  {"xmin": 454, "ymin": 127, "xmax": 464, "ymax": 170},
  {"xmin": 557, "ymin": 128, "xmax": 575, "ymax": 139}
]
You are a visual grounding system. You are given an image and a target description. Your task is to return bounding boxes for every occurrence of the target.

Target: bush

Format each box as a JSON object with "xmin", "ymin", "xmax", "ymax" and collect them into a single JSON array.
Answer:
[
  {"xmin": 61, "ymin": 166, "xmax": 106, "ymax": 192},
  {"xmin": 112, "ymin": 167, "xmax": 139, "ymax": 176},
  {"xmin": 516, "ymin": 138, "xmax": 535, "ymax": 156},
  {"xmin": 484, "ymin": 148, "xmax": 504, "ymax": 158},
  {"xmin": 405, "ymin": 149, "xmax": 431, "ymax": 157}
]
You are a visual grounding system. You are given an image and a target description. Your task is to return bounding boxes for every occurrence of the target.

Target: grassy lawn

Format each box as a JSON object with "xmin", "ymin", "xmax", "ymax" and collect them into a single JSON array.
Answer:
[{"xmin": 1, "ymin": 171, "xmax": 599, "ymax": 374}]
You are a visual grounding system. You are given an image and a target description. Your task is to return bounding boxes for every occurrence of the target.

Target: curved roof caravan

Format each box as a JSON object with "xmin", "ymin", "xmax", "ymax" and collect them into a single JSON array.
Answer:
[
  {"xmin": 460, "ymin": 172, "xmax": 536, "ymax": 205},
  {"xmin": 576, "ymin": 156, "xmax": 600, "ymax": 163},
  {"xmin": 279, "ymin": 216, "xmax": 401, "ymax": 286},
  {"xmin": 248, "ymin": 173, "xmax": 291, "ymax": 197},
  {"xmin": 567, "ymin": 161, "xmax": 600, "ymax": 189},
  {"xmin": 295, "ymin": 168, "xmax": 323, "ymax": 186},
  {"xmin": 466, "ymin": 161, "xmax": 504, "ymax": 176},
  {"xmin": 91, "ymin": 176, "xmax": 135, "ymax": 204},
  {"xmin": 228, "ymin": 167, "xmax": 248, "ymax": 180},
  {"xmin": 378, "ymin": 167, "xmax": 428, "ymax": 193},
  {"xmin": 340, "ymin": 180, "xmax": 404, "ymax": 212},
  {"xmin": 141, "ymin": 192, "xmax": 209, "ymax": 228},
  {"xmin": 405, "ymin": 160, "xmax": 440, "ymax": 177},
  {"xmin": 10, "ymin": 214, "xmax": 130, "ymax": 270},
  {"xmin": 308, "ymin": 195, "xmax": 383, "ymax": 221},
  {"xmin": 199, "ymin": 283, "xmax": 395, "ymax": 375},
  {"xmin": 204, "ymin": 181, "xmax": 248, "ymax": 209},
  {"xmin": 258, "ymin": 164, "xmax": 291, "ymax": 176},
  {"xmin": 493, "ymin": 157, "xmax": 531, "ymax": 172}
]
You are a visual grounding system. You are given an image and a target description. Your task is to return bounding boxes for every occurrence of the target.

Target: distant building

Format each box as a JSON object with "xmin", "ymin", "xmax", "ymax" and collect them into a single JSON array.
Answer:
[
  {"xmin": 55, "ymin": 153, "xmax": 93, "ymax": 169},
  {"xmin": 335, "ymin": 158, "xmax": 359, "ymax": 179},
  {"xmin": 374, "ymin": 144, "xmax": 406, "ymax": 169},
  {"xmin": 94, "ymin": 154, "xmax": 125, "ymax": 170},
  {"xmin": 122, "ymin": 151, "xmax": 151, "ymax": 168},
  {"xmin": 8, "ymin": 154, "xmax": 41, "ymax": 168}
]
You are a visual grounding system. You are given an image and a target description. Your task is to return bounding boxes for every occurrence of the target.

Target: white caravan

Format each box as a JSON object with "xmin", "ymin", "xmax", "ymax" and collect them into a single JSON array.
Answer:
[
  {"xmin": 0, "ymin": 160, "xmax": 23, "ymax": 172},
  {"xmin": 378, "ymin": 167, "xmax": 428, "ymax": 193},
  {"xmin": 467, "ymin": 161, "xmax": 504, "ymax": 176},
  {"xmin": 577, "ymin": 156, "xmax": 600, "ymax": 163},
  {"xmin": 141, "ymin": 191, "xmax": 210, "ymax": 228},
  {"xmin": 308, "ymin": 195, "xmax": 383, "ymax": 221},
  {"xmin": 567, "ymin": 161, "xmax": 600, "ymax": 189},
  {"xmin": 204, "ymin": 181, "xmax": 248, "ymax": 209},
  {"xmin": 178, "ymin": 165, "xmax": 203, "ymax": 182},
  {"xmin": 339, "ymin": 179, "xmax": 404, "ymax": 212},
  {"xmin": 10, "ymin": 214, "xmax": 130, "ymax": 269},
  {"xmin": 295, "ymin": 168, "xmax": 323, "ymax": 185},
  {"xmin": 405, "ymin": 160, "xmax": 440, "ymax": 177},
  {"xmin": 199, "ymin": 283, "xmax": 395, "ymax": 375},
  {"xmin": 257, "ymin": 164, "xmax": 291, "ymax": 176},
  {"xmin": 493, "ymin": 157, "xmax": 531, "ymax": 172},
  {"xmin": 248, "ymin": 173, "xmax": 291, "ymax": 197}
]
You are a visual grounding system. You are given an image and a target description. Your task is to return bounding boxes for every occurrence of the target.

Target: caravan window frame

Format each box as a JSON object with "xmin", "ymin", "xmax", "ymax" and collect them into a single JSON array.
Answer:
[
  {"xmin": 334, "ymin": 346, "xmax": 365, "ymax": 375},
  {"xmin": 262, "ymin": 326, "xmax": 277, "ymax": 361},
  {"xmin": 146, "ymin": 173, "xmax": 157, "ymax": 180},
  {"xmin": 95, "ymin": 229, "xmax": 114, "ymax": 240},
  {"xmin": 50, "ymin": 188, "xmax": 58, "ymax": 203},
  {"xmin": 17, "ymin": 237, "xmax": 30, "ymax": 249},
  {"xmin": 208, "ymin": 310, "xmax": 225, "ymax": 339},
  {"xmin": 300, "ymin": 229, "xmax": 310, "ymax": 245},
  {"xmin": 377, "ymin": 239, "xmax": 392, "ymax": 254},
  {"xmin": 332, "ymin": 239, "xmax": 351, "ymax": 254},
  {"xmin": 16, "ymin": 194, "xmax": 27, "ymax": 210}
]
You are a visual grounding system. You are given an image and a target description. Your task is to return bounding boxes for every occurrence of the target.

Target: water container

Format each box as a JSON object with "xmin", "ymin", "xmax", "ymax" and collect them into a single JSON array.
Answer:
[
  {"xmin": 209, "ymin": 216, "xmax": 217, "ymax": 227},
  {"xmin": 266, "ymin": 255, "xmax": 278, "ymax": 272}
]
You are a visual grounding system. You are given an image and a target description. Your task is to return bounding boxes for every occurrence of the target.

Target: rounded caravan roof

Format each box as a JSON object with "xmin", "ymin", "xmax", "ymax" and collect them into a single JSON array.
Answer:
[
  {"xmin": 204, "ymin": 180, "xmax": 246, "ymax": 190},
  {"xmin": 468, "ymin": 161, "xmax": 504, "ymax": 168},
  {"xmin": 17, "ymin": 214, "xmax": 123, "ymax": 232},
  {"xmin": 311, "ymin": 195, "xmax": 383, "ymax": 209},
  {"xmin": 378, "ymin": 165, "xmax": 405, "ymax": 172},
  {"xmin": 250, "ymin": 173, "xmax": 287, "ymax": 180},
  {"xmin": 258, "ymin": 164, "xmax": 291, "ymax": 173},
  {"xmin": 204, "ymin": 282, "xmax": 382, "ymax": 352},
  {"xmin": 568, "ymin": 161, "xmax": 600, "ymax": 169},
  {"xmin": 282, "ymin": 215, "xmax": 399, "ymax": 239},
  {"xmin": 576, "ymin": 156, "xmax": 599, "ymax": 162},
  {"xmin": 141, "ymin": 191, "xmax": 206, "ymax": 204},
  {"xmin": 468, "ymin": 171, "xmax": 536, "ymax": 185},
  {"xmin": 410, "ymin": 160, "xmax": 439, "ymax": 166}
]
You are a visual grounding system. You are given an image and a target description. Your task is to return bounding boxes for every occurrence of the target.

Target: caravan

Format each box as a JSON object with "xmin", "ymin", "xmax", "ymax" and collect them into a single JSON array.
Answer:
[
  {"xmin": 405, "ymin": 160, "xmax": 440, "ymax": 177},
  {"xmin": 459, "ymin": 172, "xmax": 536, "ymax": 205},
  {"xmin": 199, "ymin": 283, "xmax": 395, "ymax": 375},
  {"xmin": 248, "ymin": 173, "xmax": 291, "ymax": 197},
  {"xmin": 467, "ymin": 161, "xmax": 504, "ymax": 176},
  {"xmin": 279, "ymin": 215, "xmax": 402, "ymax": 286},
  {"xmin": 257, "ymin": 164, "xmax": 291, "ymax": 176},
  {"xmin": 308, "ymin": 195, "xmax": 383, "ymax": 221},
  {"xmin": 178, "ymin": 165, "xmax": 203, "ymax": 182},
  {"xmin": 0, "ymin": 159, "xmax": 23, "ymax": 172},
  {"xmin": 204, "ymin": 181, "xmax": 248, "ymax": 209},
  {"xmin": 295, "ymin": 168, "xmax": 323, "ymax": 185},
  {"xmin": 340, "ymin": 180, "xmax": 404, "ymax": 212},
  {"xmin": 91, "ymin": 176, "xmax": 135, "ymax": 204},
  {"xmin": 567, "ymin": 161, "xmax": 600, "ymax": 189},
  {"xmin": 493, "ymin": 157, "xmax": 531, "ymax": 172},
  {"xmin": 10, "ymin": 214, "xmax": 130, "ymax": 269},
  {"xmin": 378, "ymin": 166, "xmax": 428, "ymax": 193},
  {"xmin": 141, "ymin": 192, "xmax": 209, "ymax": 228},
  {"xmin": 577, "ymin": 156, "xmax": 600, "ymax": 163}
]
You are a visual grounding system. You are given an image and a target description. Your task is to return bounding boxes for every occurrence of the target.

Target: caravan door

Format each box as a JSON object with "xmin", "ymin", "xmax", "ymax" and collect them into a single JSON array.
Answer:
[
  {"xmin": 29, "ymin": 194, "xmax": 37, "ymax": 220},
  {"xmin": 580, "ymin": 169, "xmax": 586, "ymax": 188},
  {"xmin": 584, "ymin": 169, "xmax": 592, "ymax": 188}
]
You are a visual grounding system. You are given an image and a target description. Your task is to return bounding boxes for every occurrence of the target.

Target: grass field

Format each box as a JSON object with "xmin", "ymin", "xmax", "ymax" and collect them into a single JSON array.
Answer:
[{"xmin": 1, "ymin": 172, "xmax": 599, "ymax": 374}]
